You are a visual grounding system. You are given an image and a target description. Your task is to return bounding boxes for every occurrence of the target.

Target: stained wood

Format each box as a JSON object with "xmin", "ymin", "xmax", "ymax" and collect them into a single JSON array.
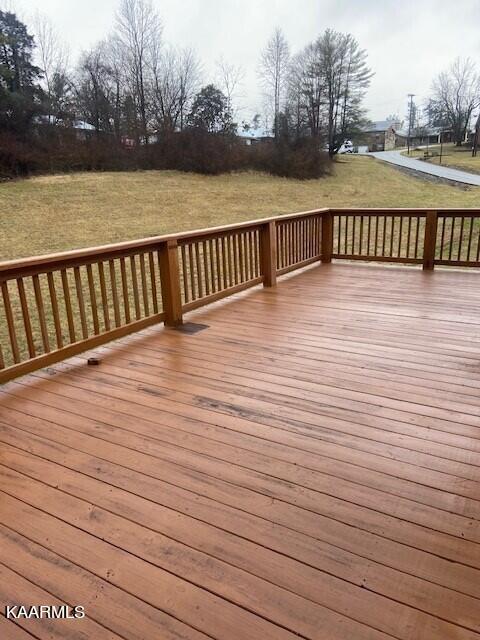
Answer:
[{"xmin": 1, "ymin": 263, "xmax": 480, "ymax": 639}]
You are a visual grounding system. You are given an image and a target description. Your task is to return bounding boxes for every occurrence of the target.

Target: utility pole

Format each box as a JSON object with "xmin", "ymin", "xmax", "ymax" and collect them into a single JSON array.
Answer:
[
  {"xmin": 472, "ymin": 113, "xmax": 480, "ymax": 158},
  {"xmin": 406, "ymin": 94, "xmax": 415, "ymax": 155}
]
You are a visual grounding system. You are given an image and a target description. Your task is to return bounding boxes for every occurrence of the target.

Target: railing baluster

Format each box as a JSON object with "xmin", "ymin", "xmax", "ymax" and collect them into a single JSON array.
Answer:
[
  {"xmin": 180, "ymin": 245, "xmax": 189, "ymax": 303},
  {"xmin": 194, "ymin": 242, "xmax": 203, "ymax": 298},
  {"xmin": 139, "ymin": 253, "xmax": 150, "ymax": 316},
  {"xmin": 208, "ymin": 239, "xmax": 216, "ymax": 292},
  {"xmin": 17, "ymin": 277, "xmax": 35, "ymax": 358},
  {"xmin": 148, "ymin": 252, "xmax": 159, "ymax": 314},
  {"xmin": 32, "ymin": 274, "xmax": 50, "ymax": 352},
  {"xmin": 203, "ymin": 241, "xmax": 210, "ymax": 296},
  {"xmin": 61, "ymin": 269, "xmax": 76, "ymax": 342},
  {"xmin": 47, "ymin": 272, "xmax": 63, "ymax": 349},
  {"xmin": 358, "ymin": 216, "xmax": 364, "ymax": 255},
  {"xmin": 466, "ymin": 218, "xmax": 474, "ymax": 263},
  {"xmin": 215, "ymin": 237, "xmax": 222, "ymax": 292},
  {"xmin": 448, "ymin": 218, "xmax": 454, "ymax": 262},
  {"xmin": 389, "ymin": 217, "xmax": 395, "ymax": 257},
  {"xmin": 130, "ymin": 256, "xmax": 141, "ymax": 320},
  {"xmin": 221, "ymin": 236, "xmax": 228, "ymax": 289},
  {"xmin": 476, "ymin": 221, "xmax": 480, "ymax": 262},
  {"xmin": 74, "ymin": 266, "xmax": 88, "ymax": 339},
  {"xmin": 109, "ymin": 260, "xmax": 122, "ymax": 327},
  {"xmin": 119, "ymin": 257, "xmax": 131, "ymax": 324},
  {"xmin": 414, "ymin": 217, "xmax": 421, "ymax": 259},
  {"xmin": 188, "ymin": 243, "xmax": 196, "ymax": 300},
  {"xmin": 249, "ymin": 231, "xmax": 255, "ymax": 279},
  {"xmin": 86, "ymin": 264, "xmax": 100, "ymax": 336},
  {"xmin": 406, "ymin": 217, "xmax": 412, "ymax": 258},
  {"xmin": 457, "ymin": 217, "xmax": 465, "ymax": 261},
  {"xmin": 2, "ymin": 281, "xmax": 20, "ymax": 363},
  {"xmin": 98, "ymin": 262, "xmax": 111, "ymax": 332},
  {"xmin": 397, "ymin": 217, "xmax": 403, "ymax": 258}
]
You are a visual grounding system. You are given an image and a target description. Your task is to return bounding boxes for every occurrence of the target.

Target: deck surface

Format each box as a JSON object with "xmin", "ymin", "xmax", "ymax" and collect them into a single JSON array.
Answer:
[{"xmin": 1, "ymin": 263, "xmax": 480, "ymax": 640}]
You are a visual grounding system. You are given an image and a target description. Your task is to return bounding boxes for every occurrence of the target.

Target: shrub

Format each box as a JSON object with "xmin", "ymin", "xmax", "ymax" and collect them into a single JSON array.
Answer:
[
  {"xmin": 248, "ymin": 137, "xmax": 331, "ymax": 180},
  {"xmin": 0, "ymin": 128, "xmax": 331, "ymax": 181},
  {"xmin": 148, "ymin": 129, "xmax": 246, "ymax": 175}
]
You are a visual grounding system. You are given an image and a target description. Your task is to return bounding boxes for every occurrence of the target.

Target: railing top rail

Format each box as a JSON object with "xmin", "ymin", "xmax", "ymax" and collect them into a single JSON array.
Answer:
[
  {"xmin": 2, "ymin": 206, "xmax": 480, "ymax": 279},
  {"xmin": 329, "ymin": 207, "xmax": 480, "ymax": 214},
  {"xmin": 0, "ymin": 207, "xmax": 329, "ymax": 278}
]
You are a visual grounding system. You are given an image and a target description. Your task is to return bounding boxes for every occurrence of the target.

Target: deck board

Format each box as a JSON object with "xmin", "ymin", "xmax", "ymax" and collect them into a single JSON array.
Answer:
[{"xmin": 1, "ymin": 263, "xmax": 480, "ymax": 639}]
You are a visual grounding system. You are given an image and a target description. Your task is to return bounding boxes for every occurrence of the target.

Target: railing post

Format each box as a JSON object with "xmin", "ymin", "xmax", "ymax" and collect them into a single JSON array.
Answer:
[
  {"xmin": 423, "ymin": 210, "xmax": 438, "ymax": 271},
  {"xmin": 260, "ymin": 221, "xmax": 277, "ymax": 287},
  {"xmin": 158, "ymin": 239, "xmax": 183, "ymax": 326},
  {"xmin": 321, "ymin": 211, "xmax": 333, "ymax": 263}
]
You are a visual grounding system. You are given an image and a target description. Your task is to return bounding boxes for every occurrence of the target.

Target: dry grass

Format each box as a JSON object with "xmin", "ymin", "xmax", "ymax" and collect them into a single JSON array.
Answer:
[
  {"xmin": 404, "ymin": 143, "xmax": 480, "ymax": 174},
  {"xmin": 1, "ymin": 155, "xmax": 479, "ymax": 261}
]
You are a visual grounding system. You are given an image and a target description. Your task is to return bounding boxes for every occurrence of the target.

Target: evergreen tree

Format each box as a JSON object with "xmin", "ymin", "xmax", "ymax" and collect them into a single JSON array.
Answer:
[
  {"xmin": 187, "ymin": 85, "xmax": 235, "ymax": 134},
  {"xmin": 0, "ymin": 10, "xmax": 42, "ymax": 134}
]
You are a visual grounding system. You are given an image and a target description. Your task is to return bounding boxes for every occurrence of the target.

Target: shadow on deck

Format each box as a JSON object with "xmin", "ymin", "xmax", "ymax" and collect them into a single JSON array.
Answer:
[{"xmin": 1, "ymin": 262, "xmax": 480, "ymax": 639}]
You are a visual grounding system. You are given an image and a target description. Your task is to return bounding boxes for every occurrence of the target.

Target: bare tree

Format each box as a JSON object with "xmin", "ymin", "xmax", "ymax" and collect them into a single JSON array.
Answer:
[
  {"xmin": 33, "ymin": 11, "xmax": 70, "ymax": 119},
  {"xmin": 258, "ymin": 27, "xmax": 289, "ymax": 137},
  {"xmin": 216, "ymin": 56, "xmax": 244, "ymax": 118},
  {"xmin": 76, "ymin": 46, "xmax": 108, "ymax": 134},
  {"xmin": 287, "ymin": 43, "xmax": 324, "ymax": 139},
  {"xmin": 115, "ymin": 0, "xmax": 162, "ymax": 143},
  {"xmin": 430, "ymin": 58, "xmax": 480, "ymax": 145},
  {"xmin": 150, "ymin": 45, "xmax": 201, "ymax": 133},
  {"xmin": 76, "ymin": 40, "xmax": 123, "ymax": 135}
]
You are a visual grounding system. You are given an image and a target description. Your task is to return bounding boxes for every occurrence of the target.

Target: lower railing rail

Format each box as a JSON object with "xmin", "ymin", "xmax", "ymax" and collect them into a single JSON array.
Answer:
[{"xmin": 1, "ymin": 207, "xmax": 479, "ymax": 382}]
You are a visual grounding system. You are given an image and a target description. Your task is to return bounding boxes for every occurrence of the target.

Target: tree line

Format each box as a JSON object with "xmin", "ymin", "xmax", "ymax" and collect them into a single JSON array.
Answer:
[{"xmin": 0, "ymin": 0, "xmax": 378, "ymax": 178}]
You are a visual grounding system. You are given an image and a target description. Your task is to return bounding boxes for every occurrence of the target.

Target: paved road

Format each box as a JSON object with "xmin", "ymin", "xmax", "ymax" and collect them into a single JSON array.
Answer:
[{"xmin": 370, "ymin": 150, "xmax": 480, "ymax": 186}]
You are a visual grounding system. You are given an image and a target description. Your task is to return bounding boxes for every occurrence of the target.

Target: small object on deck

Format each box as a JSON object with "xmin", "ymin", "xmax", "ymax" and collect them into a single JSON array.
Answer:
[
  {"xmin": 174, "ymin": 322, "xmax": 209, "ymax": 334},
  {"xmin": 87, "ymin": 357, "xmax": 101, "ymax": 366}
]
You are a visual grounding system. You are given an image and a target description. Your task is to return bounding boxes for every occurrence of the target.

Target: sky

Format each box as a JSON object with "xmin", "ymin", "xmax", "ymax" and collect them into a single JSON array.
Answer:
[{"xmin": 9, "ymin": 0, "xmax": 480, "ymax": 124}]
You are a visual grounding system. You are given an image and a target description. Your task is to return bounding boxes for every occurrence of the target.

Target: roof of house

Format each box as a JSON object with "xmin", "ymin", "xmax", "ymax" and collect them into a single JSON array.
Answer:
[
  {"xmin": 237, "ymin": 126, "xmax": 272, "ymax": 139},
  {"xmin": 72, "ymin": 120, "xmax": 96, "ymax": 131},
  {"xmin": 362, "ymin": 120, "xmax": 400, "ymax": 133},
  {"xmin": 395, "ymin": 126, "xmax": 442, "ymax": 138},
  {"xmin": 34, "ymin": 115, "xmax": 96, "ymax": 131}
]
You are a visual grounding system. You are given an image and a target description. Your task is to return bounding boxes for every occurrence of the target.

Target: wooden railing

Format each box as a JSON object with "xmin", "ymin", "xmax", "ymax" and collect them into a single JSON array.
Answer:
[{"xmin": 1, "ymin": 208, "xmax": 479, "ymax": 383}]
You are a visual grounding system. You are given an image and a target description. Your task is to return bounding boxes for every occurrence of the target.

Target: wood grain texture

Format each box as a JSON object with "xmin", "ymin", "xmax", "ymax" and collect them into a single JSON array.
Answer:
[{"xmin": 1, "ymin": 262, "xmax": 480, "ymax": 639}]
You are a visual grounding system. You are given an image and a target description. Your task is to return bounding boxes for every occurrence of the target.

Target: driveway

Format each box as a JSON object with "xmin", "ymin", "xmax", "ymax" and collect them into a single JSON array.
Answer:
[{"xmin": 370, "ymin": 150, "xmax": 480, "ymax": 186}]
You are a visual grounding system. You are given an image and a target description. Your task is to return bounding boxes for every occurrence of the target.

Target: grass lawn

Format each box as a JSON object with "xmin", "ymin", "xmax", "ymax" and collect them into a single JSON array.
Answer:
[
  {"xmin": 1, "ymin": 154, "xmax": 480, "ymax": 262},
  {"xmin": 403, "ymin": 143, "xmax": 480, "ymax": 174}
]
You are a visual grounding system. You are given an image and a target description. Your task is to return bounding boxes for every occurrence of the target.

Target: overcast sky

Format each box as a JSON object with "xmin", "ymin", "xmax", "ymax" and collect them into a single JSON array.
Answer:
[{"xmin": 11, "ymin": 0, "xmax": 480, "ymax": 123}]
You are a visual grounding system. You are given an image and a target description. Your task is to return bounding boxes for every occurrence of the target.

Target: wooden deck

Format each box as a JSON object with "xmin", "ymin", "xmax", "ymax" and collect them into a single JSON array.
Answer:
[{"xmin": 1, "ymin": 262, "xmax": 480, "ymax": 640}]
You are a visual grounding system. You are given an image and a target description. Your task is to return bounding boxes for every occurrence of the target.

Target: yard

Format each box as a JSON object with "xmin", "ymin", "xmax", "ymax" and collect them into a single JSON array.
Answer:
[
  {"xmin": 404, "ymin": 143, "xmax": 480, "ymax": 174},
  {"xmin": 1, "ymin": 154, "xmax": 480, "ymax": 262}
]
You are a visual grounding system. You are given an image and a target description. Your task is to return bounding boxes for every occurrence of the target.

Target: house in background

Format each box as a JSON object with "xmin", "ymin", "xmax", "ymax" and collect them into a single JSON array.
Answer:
[
  {"xmin": 394, "ymin": 126, "xmax": 450, "ymax": 148},
  {"xmin": 357, "ymin": 120, "xmax": 400, "ymax": 151},
  {"xmin": 34, "ymin": 115, "xmax": 97, "ymax": 141},
  {"xmin": 356, "ymin": 120, "xmax": 449, "ymax": 152},
  {"xmin": 237, "ymin": 126, "xmax": 273, "ymax": 145}
]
